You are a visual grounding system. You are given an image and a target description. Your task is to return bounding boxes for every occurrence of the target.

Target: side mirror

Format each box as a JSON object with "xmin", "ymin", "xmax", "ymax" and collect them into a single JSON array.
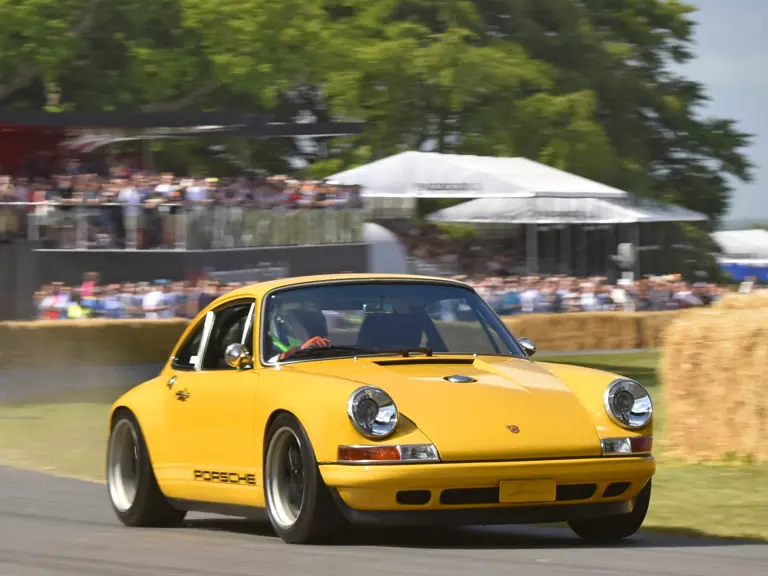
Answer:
[
  {"xmin": 518, "ymin": 337, "xmax": 536, "ymax": 358},
  {"xmin": 225, "ymin": 343, "xmax": 253, "ymax": 370}
]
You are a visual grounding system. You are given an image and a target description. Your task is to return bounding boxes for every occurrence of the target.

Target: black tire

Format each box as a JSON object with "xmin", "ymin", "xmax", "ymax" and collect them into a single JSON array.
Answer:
[
  {"xmin": 106, "ymin": 409, "xmax": 187, "ymax": 527},
  {"xmin": 567, "ymin": 480, "xmax": 652, "ymax": 544},
  {"xmin": 263, "ymin": 413, "xmax": 346, "ymax": 544}
]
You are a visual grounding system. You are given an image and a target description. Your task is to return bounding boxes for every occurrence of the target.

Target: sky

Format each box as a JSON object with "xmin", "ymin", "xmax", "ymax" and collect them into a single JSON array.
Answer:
[{"xmin": 681, "ymin": 0, "xmax": 767, "ymax": 224}]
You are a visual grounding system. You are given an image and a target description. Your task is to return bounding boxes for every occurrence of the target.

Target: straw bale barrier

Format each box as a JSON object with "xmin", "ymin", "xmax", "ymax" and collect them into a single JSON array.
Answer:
[
  {"xmin": 635, "ymin": 311, "xmax": 683, "ymax": 349},
  {"xmin": 0, "ymin": 312, "xmax": 682, "ymax": 370},
  {"xmin": 661, "ymin": 308, "xmax": 768, "ymax": 462},
  {"xmin": 0, "ymin": 319, "xmax": 189, "ymax": 370},
  {"xmin": 504, "ymin": 312, "xmax": 641, "ymax": 351},
  {"xmin": 714, "ymin": 291, "xmax": 768, "ymax": 310}
]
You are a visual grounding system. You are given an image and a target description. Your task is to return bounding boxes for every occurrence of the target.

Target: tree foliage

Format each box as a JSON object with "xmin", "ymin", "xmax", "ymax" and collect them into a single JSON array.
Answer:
[
  {"xmin": 321, "ymin": 0, "xmax": 754, "ymax": 225},
  {"xmin": 0, "ymin": 0, "xmax": 330, "ymax": 111},
  {"xmin": 0, "ymin": 0, "xmax": 754, "ymax": 224}
]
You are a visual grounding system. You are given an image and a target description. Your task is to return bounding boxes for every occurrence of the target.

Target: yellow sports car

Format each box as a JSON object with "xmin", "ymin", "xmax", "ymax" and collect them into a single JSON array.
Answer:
[{"xmin": 106, "ymin": 274, "xmax": 655, "ymax": 544}]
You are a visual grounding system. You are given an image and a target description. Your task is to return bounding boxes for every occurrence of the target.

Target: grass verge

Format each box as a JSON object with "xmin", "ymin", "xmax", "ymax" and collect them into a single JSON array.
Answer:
[{"xmin": 0, "ymin": 354, "xmax": 766, "ymax": 541}]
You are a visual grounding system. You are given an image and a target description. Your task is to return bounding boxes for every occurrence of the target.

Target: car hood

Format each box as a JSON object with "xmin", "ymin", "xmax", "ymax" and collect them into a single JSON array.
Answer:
[{"xmin": 288, "ymin": 355, "xmax": 603, "ymax": 462}]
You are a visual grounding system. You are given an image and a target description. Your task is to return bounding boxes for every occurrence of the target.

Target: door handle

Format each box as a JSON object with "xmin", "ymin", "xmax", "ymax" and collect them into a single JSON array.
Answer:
[
  {"xmin": 176, "ymin": 389, "xmax": 190, "ymax": 401},
  {"xmin": 167, "ymin": 376, "xmax": 177, "ymax": 389}
]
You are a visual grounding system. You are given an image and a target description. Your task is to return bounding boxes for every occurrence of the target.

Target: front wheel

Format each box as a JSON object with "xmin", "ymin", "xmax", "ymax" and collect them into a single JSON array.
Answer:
[
  {"xmin": 567, "ymin": 480, "xmax": 652, "ymax": 544},
  {"xmin": 107, "ymin": 409, "xmax": 186, "ymax": 527},
  {"xmin": 263, "ymin": 413, "xmax": 346, "ymax": 544}
]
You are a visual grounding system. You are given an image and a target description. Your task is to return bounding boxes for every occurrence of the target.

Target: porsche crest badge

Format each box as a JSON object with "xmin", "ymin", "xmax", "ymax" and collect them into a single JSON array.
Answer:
[{"xmin": 507, "ymin": 425, "xmax": 520, "ymax": 434}]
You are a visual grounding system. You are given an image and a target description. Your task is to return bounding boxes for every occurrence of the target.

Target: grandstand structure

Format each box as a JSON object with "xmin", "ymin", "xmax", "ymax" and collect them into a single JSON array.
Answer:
[
  {"xmin": 2, "ymin": 138, "xmax": 724, "ymax": 319},
  {"xmin": 0, "ymin": 111, "xmax": 366, "ymax": 320}
]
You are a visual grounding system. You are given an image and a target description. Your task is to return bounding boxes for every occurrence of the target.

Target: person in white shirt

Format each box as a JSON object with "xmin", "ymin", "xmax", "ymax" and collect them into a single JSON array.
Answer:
[
  {"xmin": 118, "ymin": 180, "xmax": 145, "ymax": 249},
  {"xmin": 520, "ymin": 282, "xmax": 539, "ymax": 314},
  {"xmin": 143, "ymin": 280, "xmax": 173, "ymax": 319}
]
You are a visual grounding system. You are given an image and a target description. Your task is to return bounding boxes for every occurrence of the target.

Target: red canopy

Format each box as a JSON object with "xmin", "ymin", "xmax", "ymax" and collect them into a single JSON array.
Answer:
[{"xmin": 0, "ymin": 125, "xmax": 67, "ymax": 175}]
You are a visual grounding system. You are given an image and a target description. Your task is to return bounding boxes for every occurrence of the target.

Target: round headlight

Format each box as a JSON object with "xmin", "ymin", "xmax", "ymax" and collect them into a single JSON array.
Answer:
[
  {"xmin": 347, "ymin": 386, "xmax": 399, "ymax": 439},
  {"xmin": 603, "ymin": 379, "xmax": 653, "ymax": 429}
]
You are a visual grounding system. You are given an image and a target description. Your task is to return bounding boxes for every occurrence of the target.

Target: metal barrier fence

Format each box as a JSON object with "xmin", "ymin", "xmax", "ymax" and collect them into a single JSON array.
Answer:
[{"xmin": 0, "ymin": 202, "xmax": 367, "ymax": 249}]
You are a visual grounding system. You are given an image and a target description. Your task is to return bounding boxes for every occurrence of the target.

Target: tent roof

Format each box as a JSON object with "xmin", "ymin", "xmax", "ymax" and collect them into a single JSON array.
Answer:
[
  {"xmin": 328, "ymin": 151, "xmax": 629, "ymax": 199},
  {"xmin": 425, "ymin": 196, "xmax": 709, "ymax": 225},
  {"xmin": 712, "ymin": 229, "xmax": 768, "ymax": 259}
]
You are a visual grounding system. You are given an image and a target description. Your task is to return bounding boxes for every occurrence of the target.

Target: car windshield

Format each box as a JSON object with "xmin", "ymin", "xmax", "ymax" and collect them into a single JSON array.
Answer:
[{"xmin": 262, "ymin": 281, "xmax": 527, "ymax": 363}]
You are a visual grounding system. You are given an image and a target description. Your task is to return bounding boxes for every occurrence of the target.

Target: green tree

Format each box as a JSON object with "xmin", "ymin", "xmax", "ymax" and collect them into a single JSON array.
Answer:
[
  {"xmin": 318, "ymin": 0, "xmax": 753, "ymax": 226},
  {"xmin": 0, "ymin": 0, "xmax": 331, "ymax": 111},
  {"xmin": 0, "ymin": 0, "xmax": 753, "ymax": 231},
  {"xmin": 0, "ymin": 0, "xmax": 335, "ymax": 174}
]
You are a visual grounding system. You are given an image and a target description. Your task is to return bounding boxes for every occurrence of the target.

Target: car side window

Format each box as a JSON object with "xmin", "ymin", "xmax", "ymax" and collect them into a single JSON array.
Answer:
[
  {"xmin": 171, "ymin": 320, "xmax": 206, "ymax": 371},
  {"xmin": 200, "ymin": 301, "xmax": 255, "ymax": 371}
]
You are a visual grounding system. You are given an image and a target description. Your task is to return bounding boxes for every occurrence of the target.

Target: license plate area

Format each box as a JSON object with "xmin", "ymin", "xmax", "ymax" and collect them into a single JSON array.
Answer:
[{"xmin": 499, "ymin": 479, "xmax": 556, "ymax": 503}]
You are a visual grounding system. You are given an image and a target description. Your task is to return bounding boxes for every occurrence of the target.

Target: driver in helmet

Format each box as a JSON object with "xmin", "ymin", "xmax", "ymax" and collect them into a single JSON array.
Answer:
[{"xmin": 268, "ymin": 307, "xmax": 332, "ymax": 362}]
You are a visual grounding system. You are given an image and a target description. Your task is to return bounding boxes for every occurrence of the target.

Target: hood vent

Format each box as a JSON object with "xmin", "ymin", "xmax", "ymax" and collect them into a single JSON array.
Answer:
[{"xmin": 373, "ymin": 358, "xmax": 475, "ymax": 367}]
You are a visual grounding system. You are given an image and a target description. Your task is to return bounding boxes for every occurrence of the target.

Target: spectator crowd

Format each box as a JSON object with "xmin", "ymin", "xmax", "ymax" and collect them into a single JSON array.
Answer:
[
  {"xmin": 33, "ymin": 274, "xmax": 239, "ymax": 321},
  {"xmin": 32, "ymin": 271, "xmax": 739, "ymax": 322},
  {"xmin": 0, "ymin": 168, "xmax": 364, "ymax": 249},
  {"xmin": 464, "ymin": 274, "xmax": 727, "ymax": 314}
]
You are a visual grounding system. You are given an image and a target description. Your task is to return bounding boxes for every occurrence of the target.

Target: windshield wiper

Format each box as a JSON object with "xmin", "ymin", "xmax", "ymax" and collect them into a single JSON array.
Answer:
[
  {"xmin": 281, "ymin": 346, "xmax": 434, "ymax": 360},
  {"xmin": 280, "ymin": 345, "xmax": 373, "ymax": 360}
]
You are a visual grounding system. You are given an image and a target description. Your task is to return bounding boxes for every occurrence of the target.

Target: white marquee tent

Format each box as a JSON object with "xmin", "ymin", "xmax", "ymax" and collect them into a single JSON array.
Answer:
[
  {"xmin": 330, "ymin": 151, "xmax": 710, "ymax": 276},
  {"xmin": 424, "ymin": 196, "xmax": 707, "ymax": 277},
  {"xmin": 711, "ymin": 229, "xmax": 768, "ymax": 259},
  {"xmin": 426, "ymin": 196, "xmax": 708, "ymax": 225},
  {"xmin": 328, "ymin": 151, "xmax": 629, "ymax": 199},
  {"xmin": 711, "ymin": 230, "xmax": 768, "ymax": 281}
]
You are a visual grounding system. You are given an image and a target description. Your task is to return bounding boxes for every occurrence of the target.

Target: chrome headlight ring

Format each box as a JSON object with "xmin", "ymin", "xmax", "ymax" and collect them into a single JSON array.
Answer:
[
  {"xmin": 603, "ymin": 378, "xmax": 653, "ymax": 430},
  {"xmin": 346, "ymin": 386, "xmax": 399, "ymax": 440}
]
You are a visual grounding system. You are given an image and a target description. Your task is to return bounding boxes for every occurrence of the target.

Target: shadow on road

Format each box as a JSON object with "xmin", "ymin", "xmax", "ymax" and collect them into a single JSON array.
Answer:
[{"xmin": 181, "ymin": 517, "xmax": 767, "ymax": 549}]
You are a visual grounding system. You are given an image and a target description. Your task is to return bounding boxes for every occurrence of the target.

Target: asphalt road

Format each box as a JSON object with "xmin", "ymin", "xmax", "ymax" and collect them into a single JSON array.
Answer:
[{"xmin": 0, "ymin": 466, "xmax": 766, "ymax": 576}]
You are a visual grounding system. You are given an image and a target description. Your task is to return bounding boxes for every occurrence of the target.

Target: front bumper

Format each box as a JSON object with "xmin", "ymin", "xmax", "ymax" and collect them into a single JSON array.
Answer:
[{"xmin": 319, "ymin": 456, "xmax": 655, "ymax": 525}]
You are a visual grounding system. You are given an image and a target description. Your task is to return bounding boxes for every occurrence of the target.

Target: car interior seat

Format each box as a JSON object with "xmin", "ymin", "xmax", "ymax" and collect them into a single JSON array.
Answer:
[{"xmin": 356, "ymin": 312, "xmax": 424, "ymax": 349}]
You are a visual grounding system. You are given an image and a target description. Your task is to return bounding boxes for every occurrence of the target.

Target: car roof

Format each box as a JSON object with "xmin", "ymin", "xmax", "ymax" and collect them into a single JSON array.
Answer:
[{"xmin": 223, "ymin": 273, "xmax": 471, "ymax": 299}]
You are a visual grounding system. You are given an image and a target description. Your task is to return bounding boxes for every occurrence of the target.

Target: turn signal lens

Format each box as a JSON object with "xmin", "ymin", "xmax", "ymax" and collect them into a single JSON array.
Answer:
[
  {"xmin": 400, "ymin": 444, "xmax": 440, "ymax": 462},
  {"xmin": 601, "ymin": 436, "xmax": 653, "ymax": 456},
  {"xmin": 337, "ymin": 444, "xmax": 441, "ymax": 464},
  {"xmin": 629, "ymin": 436, "xmax": 653, "ymax": 453},
  {"xmin": 338, "ymin": 446, "xmax": 401, "ymax": 462}
]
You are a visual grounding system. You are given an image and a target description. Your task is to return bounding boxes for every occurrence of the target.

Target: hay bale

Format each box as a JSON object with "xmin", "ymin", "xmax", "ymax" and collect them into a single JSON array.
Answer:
[
  {"xmin": 661, "ymin": 308, "xmax": 768, "ymax": 462},
  {"xmin": 0, "ymin": 310, "xmax": 676, "ymax": 370},
  {"xmin": 636, "ymin": 311, "xmax": 683, "ymax": 349},
  {"xmin": 0, "ymin": 319, "xmax": 189, "ymax": 370},
  {"xmin": 505, "ymin": 312, "xmax": 640, "ymax": 351},
  {"xmin": 714, "ymin": 291, "xmax": 768, "ymax": 310}
]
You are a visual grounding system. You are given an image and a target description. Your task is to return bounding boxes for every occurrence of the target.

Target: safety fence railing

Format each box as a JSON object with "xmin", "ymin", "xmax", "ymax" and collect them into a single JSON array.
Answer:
[{"xmin": 0, "ymin": 201, "xmax": 368, "ymax": 250}]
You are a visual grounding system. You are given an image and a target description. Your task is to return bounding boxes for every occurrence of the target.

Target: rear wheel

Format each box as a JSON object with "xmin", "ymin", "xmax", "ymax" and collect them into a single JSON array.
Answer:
[
  {"xmin": 107, "ymin": 409, "xmax": 186, "ymax": 527},
  {"xmin": 567, "ymin": 480, "xmax": 652, "ymax": 544},
  {"xmin": 263, "ymin": 413, "xmax": 345, "ymax": 544}
]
